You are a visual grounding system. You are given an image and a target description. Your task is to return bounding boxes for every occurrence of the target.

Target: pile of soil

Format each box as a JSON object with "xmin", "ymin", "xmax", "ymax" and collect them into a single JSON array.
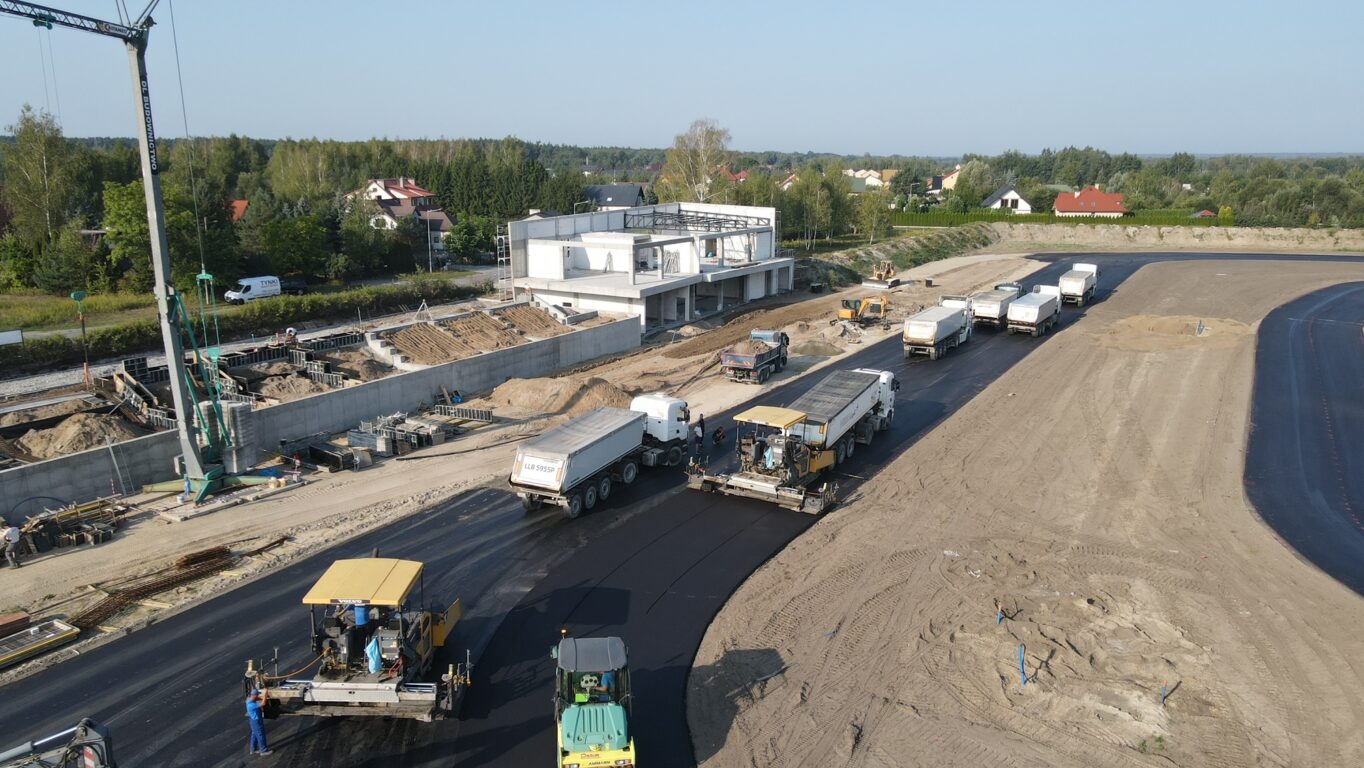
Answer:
[
  {"xmin": 488, "ymin": 376, "xmax": 633, "ymax": 416},
  {"xmin": 16, "ymin": 412, "xmax": 143, "ymax": 459},
  {"xmin": 319, "ymin": 349, "xmax": 393, "ymax": 382},
  {"xmin": 256, "ymin": 375, "xmax": 328, "ymax": 402},
  {"xmin": 790, "ymin": 340, "xmax": 843, "ymax": 357},
  {"xmin": 1094, "ymin": 314, "xmax": 1251, "ymax": 352},
  {"xmin": 0, "ymin": 398, "xmax": 90, "ymax": 427},
  {"xmin": 727, "ymin": 339, "xmax": 771, "ymax": 355},
  {"xmin": 244, "ymin": 361, "xmax": 298, "ymax": 377}
]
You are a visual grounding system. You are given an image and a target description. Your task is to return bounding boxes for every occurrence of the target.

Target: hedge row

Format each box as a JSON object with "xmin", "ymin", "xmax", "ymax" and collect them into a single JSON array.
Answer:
[
  {"xmin": 0, "ymin": 280, "xmax": 487, "ymax": 373},
  {"xmin": 891, "ymin": 211, "xmax": 1219, "ymax": 228}
]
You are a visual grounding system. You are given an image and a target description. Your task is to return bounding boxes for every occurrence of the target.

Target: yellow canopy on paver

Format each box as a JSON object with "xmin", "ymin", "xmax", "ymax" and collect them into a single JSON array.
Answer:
[
  {"xmin": 733, "ymin": 406, "xmax": 806, "ymax": 430},
  {"xmin": 301, "ymin": 558, "xmax": 422, "ymax": 607}
]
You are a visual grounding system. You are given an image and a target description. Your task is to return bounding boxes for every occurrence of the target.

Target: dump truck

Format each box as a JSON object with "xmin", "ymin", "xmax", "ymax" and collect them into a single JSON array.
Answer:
[
  {"xmin": 552, "ymin": 634, "xmax": 636, "ymax": 768},
  {"xmin": 511, "ymin": 394, "xmax": 690, "ymax": 518},
  {"xmin": 902, "ymin": 295, "xmax": 973, "ymax": 360},
  {"xmin": 0, "ymin": 719, "xmax": 115, "ymax": 768},
  {"xmin": 721, "ymin": 329, "xmax": 790, "ymax": 384},
  {"xmin": 834, "ymin": 295, "xmax": 891, "ymax": 327},
  {"xmin": 861, "ymin": 259, "xmax": 901, "ymax": 289},
  {"xmin": 688, "ymin": 368, "xmax": 898, "ymax": 514},
  {"xmin": 1006, "ymin": 285, "xmax": 1062, "ymax": 336},
  {"xmin": 245, "ymin": 557, "xmax": 472, "ymax": 722},
  {"xmin": 969, "ymin": 282, "xmax": 1023, "ymax": 328},
  {"xmin": 1059, "ymin": 263, "xmax": 1099, "ymax": 306}
]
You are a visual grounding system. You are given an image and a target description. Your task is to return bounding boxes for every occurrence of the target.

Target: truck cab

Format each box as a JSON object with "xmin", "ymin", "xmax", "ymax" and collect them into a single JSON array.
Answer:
[
  {"xmin": 552, "ymin": 635, "xmax": 636, "ymax": 768},
  {"xmin": 225, "ymin": 276, "xmax": 282, "ymax": 304},
  {"xmin": 629, "ymin": 393, "xmax": 689, "ymax": 445}
]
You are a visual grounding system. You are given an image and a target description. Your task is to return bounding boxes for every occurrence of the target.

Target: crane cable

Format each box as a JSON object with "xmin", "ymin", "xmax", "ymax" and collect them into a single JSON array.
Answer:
[{"xmin": 167, "ymin": 0, "xmax": 221, "ymax": 348}]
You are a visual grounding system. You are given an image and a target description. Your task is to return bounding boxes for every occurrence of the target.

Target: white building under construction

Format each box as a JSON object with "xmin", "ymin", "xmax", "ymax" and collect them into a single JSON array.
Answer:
[{"xmin": 506, "ymin": 203, "xmax": 792, "ymax": 332}]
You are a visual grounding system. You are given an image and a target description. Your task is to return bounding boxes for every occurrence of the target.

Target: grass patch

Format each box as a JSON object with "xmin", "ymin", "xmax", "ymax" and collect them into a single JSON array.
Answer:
[{"xmin": 0, "ymin": 291, "xmax": 156, "ymax": 331}]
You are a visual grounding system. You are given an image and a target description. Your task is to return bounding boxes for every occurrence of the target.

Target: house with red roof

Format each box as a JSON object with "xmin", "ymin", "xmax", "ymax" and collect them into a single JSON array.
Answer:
[
  {"xmin": 349, "ymin": 177, "xmax": 454, "ymax": 252},
  {"xmin": 1053, "ymin": 185, "xmax": 1128, "ymax": 218},
  {"xmin": 228, "ymin": 199, "xmax": 249, "ymax": 224}
]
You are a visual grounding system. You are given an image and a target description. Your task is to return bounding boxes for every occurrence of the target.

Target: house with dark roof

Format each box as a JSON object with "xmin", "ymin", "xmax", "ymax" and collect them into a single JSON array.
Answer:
[
  {"xmin": 584, "ymin": 183, "xmax": 647, "ymax": 210},
  {"xmin": 980, "ymin": 185, "xmax": 1033, "ymax": 214},
  {"xmin": 925, "ymin": 165, "xmax": 962, "ymax": 196},
  {"xmin": 1053, "ymin": 186, "xmax": 1128, "ymax": 218}
]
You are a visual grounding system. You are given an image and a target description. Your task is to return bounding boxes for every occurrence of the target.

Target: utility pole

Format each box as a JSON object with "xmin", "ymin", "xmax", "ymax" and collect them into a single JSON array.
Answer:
[{"xmin": 3, "ymin": 1, "xmax": 210, "ymax": 483}]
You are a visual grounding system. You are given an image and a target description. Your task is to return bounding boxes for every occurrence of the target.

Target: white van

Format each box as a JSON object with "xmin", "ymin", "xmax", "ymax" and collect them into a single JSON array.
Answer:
[{"xmin": 225, "ymin": 276, "xmax": 281, "ymax": 304}]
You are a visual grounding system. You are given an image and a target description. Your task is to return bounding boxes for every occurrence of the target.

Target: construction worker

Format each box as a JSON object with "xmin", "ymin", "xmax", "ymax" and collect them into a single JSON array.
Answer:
[
  {"xmin": 2, "ymin": 520, "xmax": 20, "ymax": 569},
  {"xmin": 245, "ymin": 689, "xmax": 272, "ymax": 756},
  {"xmin": 692, "ymin": 423, "xmax": 704, "ymax": 455}
]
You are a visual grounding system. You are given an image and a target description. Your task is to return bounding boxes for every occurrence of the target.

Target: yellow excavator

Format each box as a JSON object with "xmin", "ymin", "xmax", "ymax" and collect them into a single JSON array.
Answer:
[
  {"xmin": 834, "ymin": 294, "xmax": 891, "ymax": 328},
  {"xmin": 861, "ymin": 259, "xmax": 901, "ymax": 289}
]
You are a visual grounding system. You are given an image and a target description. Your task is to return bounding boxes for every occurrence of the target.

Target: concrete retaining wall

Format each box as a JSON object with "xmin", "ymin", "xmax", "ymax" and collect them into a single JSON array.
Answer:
[{"xmin": 0, "ymin": 317, "xmax": 640, "ymax": 510}]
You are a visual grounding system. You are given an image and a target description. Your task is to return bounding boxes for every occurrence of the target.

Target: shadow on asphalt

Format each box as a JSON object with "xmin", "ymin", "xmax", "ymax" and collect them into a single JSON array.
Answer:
[{"xmin": 679, "ymin": 647, "xmax": 787, "ymax": 763}]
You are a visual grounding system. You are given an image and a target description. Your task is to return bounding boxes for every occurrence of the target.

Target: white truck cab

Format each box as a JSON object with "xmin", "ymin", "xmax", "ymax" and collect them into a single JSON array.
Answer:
[
  {"xmin": 629, "ymin": 393, "xmax": 690, "ymax": 444},
  {"xmin": 225, "ymin": 276, "xmax": 282, "ymax": 304}
]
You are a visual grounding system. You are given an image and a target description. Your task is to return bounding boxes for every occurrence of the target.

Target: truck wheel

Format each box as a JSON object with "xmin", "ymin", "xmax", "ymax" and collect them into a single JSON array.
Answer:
[
  {"xmin": 520, "ymin": 496, "xmax": 541, "ymax": 513},
  {"xmin": 835, "ymin": 441, "xmax": 847, "ymax": 465},
  {"xmin": 777, "ymin": 356, "xmax": 787, "ymax": 371},
  {"xmin": 567, "ymin": 495, "xmax": 583, "ymax": 519},
  {"xmin": 929, "ymin": 348, "xmax": 938, "ymax": 361},
  {"xmin": 620, "ymin": 460, "xmax": 639, "ymax": 485},
  {"xmin": 598, "ymin": 476, "xmax": 612, "ymax": 501},
  {"xmin": 758, "ymin": 367, "xmax": 770, "ymax": 384},
  {"xmin": 666, "ymin": 446, "xmax": 684, "ymax": 466},
  {"xmin": 843, "ymin": 437, "xmax": 856, "ymax": 459},
  {"xmin": 583, "ymin": 485, "xmax": 598, "ymax": 510}
]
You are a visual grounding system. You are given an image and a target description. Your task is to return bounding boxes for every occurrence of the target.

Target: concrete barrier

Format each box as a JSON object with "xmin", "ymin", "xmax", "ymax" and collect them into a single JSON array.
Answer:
[{"xmin": 0, "ymin": 317, "xmax": 640, "ymax": 509}]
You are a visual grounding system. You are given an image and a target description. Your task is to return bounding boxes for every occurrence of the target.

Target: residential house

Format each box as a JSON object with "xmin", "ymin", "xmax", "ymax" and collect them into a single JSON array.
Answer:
[
  {"xmin": 980, "ymin": 185, "xmax": 1033, "ymax": 214},
  {"xmin": 1053, "ymin": 186, "xmax": 1129, "ymax": 218},
  {"xmin": 350, "ymin": 177, "xmax": 454, "ymax": 252},
  {"xmin": 925, "ymin": 165, "xmax": 962, "ymax": 196},
  {"xmin": 584, "ymin": 183, "xmax": 647, "ymax": 211},
  {"xmin": 880, "ymin": 169, "xmax": 899, "ymax": 188},
  {"xmin": 844, "ymin": 169, "xmax": 884, "ymax": 188},
  {"xmin": 228, "ymin": 199, "xmax": 249, "ymax": 224},
  {"xmin": 778, "ymin": 172, "xmax": 799, "ymax": 191}
]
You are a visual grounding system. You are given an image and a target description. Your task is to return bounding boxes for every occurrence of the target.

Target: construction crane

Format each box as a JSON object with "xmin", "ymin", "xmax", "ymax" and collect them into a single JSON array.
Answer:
[{"xmin": 1, "ymin": 2, "xmax": 235, "ymax": 499}]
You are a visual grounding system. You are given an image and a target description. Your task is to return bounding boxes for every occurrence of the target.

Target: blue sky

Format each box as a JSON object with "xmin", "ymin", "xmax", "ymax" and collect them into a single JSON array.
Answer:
[{"xmin": 1, "ymin": 0, "xmax": 1360, "ymax": 156}]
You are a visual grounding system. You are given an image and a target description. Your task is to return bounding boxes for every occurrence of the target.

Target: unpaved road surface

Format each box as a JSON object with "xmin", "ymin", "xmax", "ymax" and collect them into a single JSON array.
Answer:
[{"xmin": 690, "ymin": 258, "xmax": 1364, "ymax": 767}]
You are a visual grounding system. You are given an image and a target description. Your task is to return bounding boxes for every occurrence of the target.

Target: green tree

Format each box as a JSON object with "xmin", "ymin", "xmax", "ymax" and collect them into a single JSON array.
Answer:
[
  {"xmin": 656, "ymin": 118, "xmax": 732, "ymax": 203},
  {"xmin": 337, "ymin": 198, "xmax": 392, "ymax": 277},
  {"xmin": 261, "ymin": 215, "xmax": 328, "ymax": 276},
  {"xmin": 2, "ymin": 105, "xmax": 81, "ymax": 248},
  {"xmin": 856, "ymin": 187, "xmax": 894, "ymax": 243},
  {"xmin": 0, "ymin": 232, "xmax": 35, "ymax": 290},
  {"xmin": 1218, "ymin": 205, "xmax": 1235, "ymax": 227},
  {"xmin": 101, "ymin": 180, "xmax": 152, "ymax": 287},
  {"xmin": 31, "ymin": 222, "xmax": 100, "ymax": 293}
]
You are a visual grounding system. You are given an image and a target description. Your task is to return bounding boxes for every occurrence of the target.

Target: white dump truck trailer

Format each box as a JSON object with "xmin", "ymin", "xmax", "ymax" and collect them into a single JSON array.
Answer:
[
  {"xmin": 687, "ymin": 368, "xmax": 898, "ymax": 513},
  {"xmin": 1006, "ymin": 285, "xmax": 1062, "ymax": 337},
  {"xmin": 510, "ymin": 393, "xmax": 690, "ymax": 518},
  {"xmin": 902, "ymin": 295, "xmax": 973, "ymax": 360},
  {"xmin": 1059, "ymin": 263, "xmax": 1099, "ymax": 306},
  {"xmin": 970, "ymin": 282, "xmax": 1023, "ymax": 328}
]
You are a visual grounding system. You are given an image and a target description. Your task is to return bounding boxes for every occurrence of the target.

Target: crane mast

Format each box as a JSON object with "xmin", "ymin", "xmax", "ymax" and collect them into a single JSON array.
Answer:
[{"xmin": 2, "ymin": 1, "xmax": 215, "ymax": 488}]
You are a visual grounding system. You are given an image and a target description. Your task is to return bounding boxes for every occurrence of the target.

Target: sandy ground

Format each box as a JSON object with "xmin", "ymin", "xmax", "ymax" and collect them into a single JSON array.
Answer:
[
  {"xmin": 0, "ymin": 253, "xmax": 1035, "ymax": 680},
  {"xmin": 688, "ymin": 259, "xmax": 1364, "ymax": 767}
]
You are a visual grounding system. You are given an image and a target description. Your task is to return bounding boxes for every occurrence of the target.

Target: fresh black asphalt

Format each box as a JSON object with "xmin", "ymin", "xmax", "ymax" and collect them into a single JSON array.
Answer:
[
  {"xmin": 1, "ymin": 253, "xmax": 1360, "ymax": 767},
  {"xmin": 1244, "ymin": 281, "xmax": 1364, "ymax": 596}
]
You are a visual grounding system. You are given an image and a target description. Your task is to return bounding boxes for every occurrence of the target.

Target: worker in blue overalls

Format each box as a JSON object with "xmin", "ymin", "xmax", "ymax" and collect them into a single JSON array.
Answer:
[{"xmin": 245, "ymin": 689, "xmax": 272, "ymax": 756}]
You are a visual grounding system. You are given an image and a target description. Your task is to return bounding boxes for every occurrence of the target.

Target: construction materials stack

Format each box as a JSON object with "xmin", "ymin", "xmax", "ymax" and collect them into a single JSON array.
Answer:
[
  {"xmin": 688, "ymin": 368, "xmax": 898, "ymax": 514},
  {"xmin": 1059, "ymin": 263, "xmax": 1100, "ymax": 306},
  {"xmin": 245, "ymin": 558, "xmax": 471, "ymax": 722},
  {"xmin": 902, "ymin": 296, "xmax": 973, "ymax": 360},
  {"xmin": 1007, "ymin": 285, "xmax": 1062, "ymax": 336},
  {"xmin": 969, "ymin": 283, "xmax": 1024, "ymax": 328},
  {"xmin": 510, "ymin": 394, "xmax": 691, "ymax": 518},
  {"xmin": 721, "ymin": 329, "xmax": 790, "ymax": 384}
]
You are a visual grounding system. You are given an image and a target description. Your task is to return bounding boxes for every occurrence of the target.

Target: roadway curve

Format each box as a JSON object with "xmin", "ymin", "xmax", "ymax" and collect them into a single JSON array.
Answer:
[
  {"xmin": 1244, "ymin": 281, "xmax": 1364, "ymax": 596},
  {"xmin": 1, "ymin": 253, "xmax": 1361, "ymax": 767}
]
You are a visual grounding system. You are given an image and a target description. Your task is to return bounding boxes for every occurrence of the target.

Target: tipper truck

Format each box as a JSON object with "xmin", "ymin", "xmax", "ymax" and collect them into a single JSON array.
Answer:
[
  {"xmin": 902, "ymin": 296, "xmax": 973, "ymax": 360},
  {"xmin": 1059, "ymin": 263, "xmax": 1099, "ymax": 306},
  {"xmin": 970, "ymin": 283, "xmax": 1023, "ymax": 328},
  {"xmin": 511, "ymin": 394, "xmax": 690, "ymax": 518},
  {"xmin": 721, "ymin": 329, "xmax": 790, "ymax": 383},
  {"xmin": 687, "ymin": 368, "xmax": 898, "ymax": 514},
  {"xmin": 1006, "ymin": 285, "xmax": 1062, "ymax": 336}
]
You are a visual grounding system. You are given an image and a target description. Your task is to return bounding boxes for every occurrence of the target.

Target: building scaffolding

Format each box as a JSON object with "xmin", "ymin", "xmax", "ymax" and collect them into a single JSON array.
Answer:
[{"xmin": 623, "ymin": 208, "xmax": 772, "ymax": 234}]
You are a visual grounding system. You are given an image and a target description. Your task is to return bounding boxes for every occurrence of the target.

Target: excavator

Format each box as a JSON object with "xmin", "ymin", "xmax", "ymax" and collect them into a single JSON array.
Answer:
[
  {"xmin": 861, "ymin": 259, "xmax": 902, "ymax": 289},
  {"xmin": 834, "ymin": 294, "xmax": 891, "ymax": 328}
]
